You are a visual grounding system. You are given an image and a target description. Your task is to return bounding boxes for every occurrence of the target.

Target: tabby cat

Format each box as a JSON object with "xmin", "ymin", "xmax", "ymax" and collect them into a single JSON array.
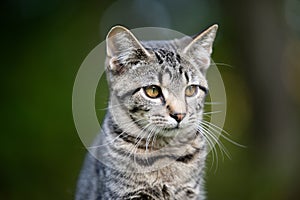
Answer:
[{"xmin": 76, "ymin": 24, "xmax": 218, "ymax": 200}]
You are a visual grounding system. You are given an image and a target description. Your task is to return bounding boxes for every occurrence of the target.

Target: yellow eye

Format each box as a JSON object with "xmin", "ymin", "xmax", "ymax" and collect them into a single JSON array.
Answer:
[
  {"xmin": 144, "ymin": 85, "xmax": 161, "ymax": 98},
  {"xmin": 185, "ymin": 85, "xmax": 198, "ymax": 97}
]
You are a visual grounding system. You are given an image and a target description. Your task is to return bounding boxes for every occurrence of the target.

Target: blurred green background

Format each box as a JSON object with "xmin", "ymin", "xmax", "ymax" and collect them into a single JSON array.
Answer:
[{"xmin": 1, "ymin": 0, "xmax": 300, "ymax": 199}]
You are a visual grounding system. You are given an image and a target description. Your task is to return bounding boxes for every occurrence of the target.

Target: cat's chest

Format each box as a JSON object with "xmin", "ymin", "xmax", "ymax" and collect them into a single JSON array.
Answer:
[
  {"xmin": 124, "ymin": 166, "xmax": 202, "ymax": 199},
  {"xmin": 145, "ymin": 163, "xmax": 200, "ymax": 184}
]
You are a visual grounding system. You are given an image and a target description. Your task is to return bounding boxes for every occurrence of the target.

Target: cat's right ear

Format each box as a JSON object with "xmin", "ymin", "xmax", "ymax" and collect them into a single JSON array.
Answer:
[{"xmin": 106, "ymin": 26, "xmax": 150, "ymax": 73}]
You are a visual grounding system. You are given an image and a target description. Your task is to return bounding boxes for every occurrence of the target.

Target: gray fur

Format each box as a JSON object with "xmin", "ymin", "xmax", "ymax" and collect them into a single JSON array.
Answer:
[{"xmin": 76, "ymin": 25, "xmax": 218, "ymax": 200}]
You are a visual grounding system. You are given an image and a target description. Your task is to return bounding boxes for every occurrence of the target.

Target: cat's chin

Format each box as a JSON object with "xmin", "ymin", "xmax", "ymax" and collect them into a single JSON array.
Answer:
[{"xmin": 159, "ymin": 131, "xmax": 179, "ymax": 138}]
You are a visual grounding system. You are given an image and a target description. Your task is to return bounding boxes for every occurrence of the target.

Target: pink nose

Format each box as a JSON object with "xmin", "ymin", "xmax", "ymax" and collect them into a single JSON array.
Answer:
[{"xmin": 170, "ymin": 113, "xmax": 186, "ymax": 123}]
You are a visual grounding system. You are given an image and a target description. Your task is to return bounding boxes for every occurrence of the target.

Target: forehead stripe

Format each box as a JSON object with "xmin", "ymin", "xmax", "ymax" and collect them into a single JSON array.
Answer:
[
  {"xmin": 158, "ymin": 72, "xmax": 163, "ymax": 84},
  {"xmin": 154, "ymin": 52, "xmax": 163, "ymax": 64},
  {"xmin": 184, "ymin": 72, "xmax": 189, "ymax": 83}
]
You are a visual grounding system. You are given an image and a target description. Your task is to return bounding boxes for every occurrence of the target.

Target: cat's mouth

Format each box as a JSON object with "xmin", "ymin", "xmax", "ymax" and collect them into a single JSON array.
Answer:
[
  {"xmin": 166, "ymin": 123, "xmax": 182, "ymax": 130},
  {"xmin": 150, "ymin": 122, "xmax": 177, "ymax": 130},
  {"xmin": 153, "ymin": 123, "xmax": 187, "ymax": 134}
]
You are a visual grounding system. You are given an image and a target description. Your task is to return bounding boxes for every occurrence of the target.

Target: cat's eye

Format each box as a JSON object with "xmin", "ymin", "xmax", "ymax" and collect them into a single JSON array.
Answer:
[
  {"xmin": 144, "ymin": 85, "xmax": 161, "ymax": 98},
  {"xmin": 185, "ymin": 85, "xmax": 198, "ymax": 97}
]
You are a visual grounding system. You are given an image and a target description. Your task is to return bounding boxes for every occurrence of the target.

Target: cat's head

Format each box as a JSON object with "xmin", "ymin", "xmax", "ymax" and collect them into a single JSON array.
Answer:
[{"xmin": 105, "ymin": 25, "xmax": 217, "ymax": 138}]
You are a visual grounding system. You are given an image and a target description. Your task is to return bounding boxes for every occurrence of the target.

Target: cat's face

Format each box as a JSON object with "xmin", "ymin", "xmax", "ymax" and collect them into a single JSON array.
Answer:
[{"xmin": 106, "ymin": 26, "xmax": 217, "ymax": 137}]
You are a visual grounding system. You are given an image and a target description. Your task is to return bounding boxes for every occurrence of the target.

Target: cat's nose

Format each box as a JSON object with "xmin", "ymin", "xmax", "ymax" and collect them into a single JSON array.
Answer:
[{"xmin": 170, "ymin": 113, "xmax": 186, "ymax": 123}]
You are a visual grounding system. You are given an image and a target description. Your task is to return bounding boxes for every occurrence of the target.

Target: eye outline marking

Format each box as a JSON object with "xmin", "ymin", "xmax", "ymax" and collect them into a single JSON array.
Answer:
[
  {"xmin": 185, "ymin": 85, "xmax": 208, "ymax": 97},
  {"xmin": 198, "ymin": 85, "xmax": 209, "ymax": 95},
  {"xmin": 143, "ymin": 85, "xmax": 162, "ymax": 99}
]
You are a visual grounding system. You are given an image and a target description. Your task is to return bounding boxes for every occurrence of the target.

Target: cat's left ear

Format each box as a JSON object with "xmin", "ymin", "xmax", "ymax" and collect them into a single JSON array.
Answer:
[{"xmin": 182, "ymin": 24, "xmax": 218, "ymax": 73}]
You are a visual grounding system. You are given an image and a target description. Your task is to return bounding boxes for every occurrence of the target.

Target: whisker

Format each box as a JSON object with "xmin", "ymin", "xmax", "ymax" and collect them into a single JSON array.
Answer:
[
  {"xmin": 199, "ymin": 124, "xmax": 226, "ymax": 160},
  {"xmin": 145, "ymin": 125, "xmax": 155, "ymax": 152},
  {"xmin": 87, "ymin": 118, "xmax": 145, "ymax": 149},
  {"xmin": 145, "ymin": 125, "xmax": 157, "ymax": 165},
  {"xmin": 201, "ymin": 120, "xmax": 246, "ymax": 148},
  {"xmin": 126, "ymin": 123, "xmax": 151, "ymax": 166},
  {"xmin": 196, "ymin": 126, "xmax": 219, "ymax": 173},
  {"xmin": 213, "ymin": 62, "xmax": 234, "ymax": 68},
  {"xmin": 96, "ymin": 103, "xmax": 125, "ymax": 111},
  {"xmin": 150, "ymin": 128, "xmax": 159, "ymax": 152},
  {"xmin": 203, "ymin": 111, "xmax": 222, "ymax": 115},
  {"xmin": 204, "ymin": 102, "xmax": 223, "ymax": 105},
  {"xmin": 194, "ymin": 126, "xmax": 215, "ymax": 171},
  {"xmin": 199, "ymin": 124, "xmax": 231, "ymax": 160},
  {"xmin": 131, "ymin": 127, "xmax": 150, "ymax": 166}
]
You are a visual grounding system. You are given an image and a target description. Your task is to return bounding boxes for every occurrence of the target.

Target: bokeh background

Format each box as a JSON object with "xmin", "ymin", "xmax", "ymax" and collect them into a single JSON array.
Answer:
[{"xmin": 1, "ymin": 0, "xmax": 300, "ymax": 199}]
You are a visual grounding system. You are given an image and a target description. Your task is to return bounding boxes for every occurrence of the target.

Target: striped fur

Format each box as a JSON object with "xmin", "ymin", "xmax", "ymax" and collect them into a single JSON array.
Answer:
[{"xmin": 76, "ymin": 25, "xmax": 218, "ymax": 200}]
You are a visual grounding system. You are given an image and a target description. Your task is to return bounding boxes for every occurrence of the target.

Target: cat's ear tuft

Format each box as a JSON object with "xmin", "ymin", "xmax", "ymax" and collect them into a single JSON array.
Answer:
[
  {"xmin": 182, "ymin": 24, "xmax": 218, "ymax": 73},
  {"xmin": 106, "ymin": 25, "xmax": 151, "ymax": 58}
]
